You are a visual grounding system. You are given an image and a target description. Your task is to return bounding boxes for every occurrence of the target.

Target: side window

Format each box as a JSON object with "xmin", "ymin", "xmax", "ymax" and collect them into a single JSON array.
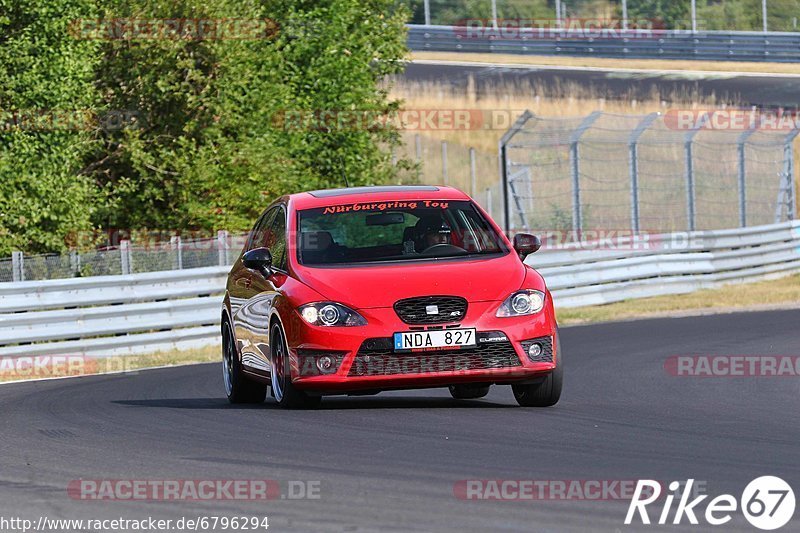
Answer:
[
  {"xmin": 267, "ymin": 208, "xmax": 287, "ymax": 271},
  {"xmin": 247, "ymin": 207, "xmax": 277, "ymax": 251}
]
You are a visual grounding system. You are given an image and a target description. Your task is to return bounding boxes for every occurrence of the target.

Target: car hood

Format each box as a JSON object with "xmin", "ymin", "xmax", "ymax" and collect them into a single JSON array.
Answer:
[{"xmin": 294, "ymin": 253, "xmax": 527, "ymax": 309}]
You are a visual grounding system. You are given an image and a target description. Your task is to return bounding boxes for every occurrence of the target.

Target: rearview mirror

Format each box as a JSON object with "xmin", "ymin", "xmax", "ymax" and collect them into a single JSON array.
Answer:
[
  {"xmin": 242, "ymin": 247, "xmax": 273, "ymax": 277},
  {"xmin": 513, "ymin": 233, "xmax": 541, "ymax": 259}
]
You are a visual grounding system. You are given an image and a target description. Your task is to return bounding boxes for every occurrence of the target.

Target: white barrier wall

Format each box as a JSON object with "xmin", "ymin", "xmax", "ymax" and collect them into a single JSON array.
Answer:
[{"xmin": 1, "ymin": 222, "xmax": 798, "ymax": 358}]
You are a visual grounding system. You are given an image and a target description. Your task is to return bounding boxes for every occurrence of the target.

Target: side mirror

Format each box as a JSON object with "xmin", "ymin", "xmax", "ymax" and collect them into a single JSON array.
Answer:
[
  {"xmin": 242, "ymin": 247, "xmax": 273, "ymax": 277},
  {"xmin": 513, "ymin": 233, "xmax": 541, "ymax": 259}
]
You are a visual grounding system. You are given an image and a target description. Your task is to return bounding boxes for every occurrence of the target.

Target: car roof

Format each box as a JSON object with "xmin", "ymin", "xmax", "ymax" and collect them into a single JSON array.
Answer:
[{"xmin": 290, "ymin": 185, "xmax": 472, "ymax": 209}]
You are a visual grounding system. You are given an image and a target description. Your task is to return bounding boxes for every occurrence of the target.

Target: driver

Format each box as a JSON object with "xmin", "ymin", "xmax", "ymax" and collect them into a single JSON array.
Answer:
[{"xmin": 417, "ymin": 218, "xmax": 452, "ymax": 251}]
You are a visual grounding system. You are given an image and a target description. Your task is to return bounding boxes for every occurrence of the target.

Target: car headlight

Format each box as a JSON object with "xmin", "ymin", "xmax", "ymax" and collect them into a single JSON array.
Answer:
[
  {"xmin": 298, "ymin": 302, "xmax": 367, "ymax": 327},
  {"xmin": 496, "ymin": 290, "xmax": 545, "ymax": 317}
]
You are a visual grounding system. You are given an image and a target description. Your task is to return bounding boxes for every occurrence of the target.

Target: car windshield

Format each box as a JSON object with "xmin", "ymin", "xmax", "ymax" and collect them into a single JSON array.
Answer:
[{"xmin": 297, "ymin": 200, "xmax": 507, "ymax": 265}]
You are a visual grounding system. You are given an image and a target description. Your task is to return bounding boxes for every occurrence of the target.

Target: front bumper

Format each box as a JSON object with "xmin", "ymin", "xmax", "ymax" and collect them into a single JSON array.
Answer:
[{"xmin": 283, "ymin": 300, "xmax": 557, "ymax": 393}]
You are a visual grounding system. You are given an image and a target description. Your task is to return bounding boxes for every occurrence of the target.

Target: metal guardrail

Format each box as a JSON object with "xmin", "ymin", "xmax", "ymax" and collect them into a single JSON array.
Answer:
[
  {"xmin": 0, "ymin": 221, "xmax": 798, "ymax": 359},
  {"xmin": 408, "ymin": 25, "xmax": 800, "ymax": 62}
]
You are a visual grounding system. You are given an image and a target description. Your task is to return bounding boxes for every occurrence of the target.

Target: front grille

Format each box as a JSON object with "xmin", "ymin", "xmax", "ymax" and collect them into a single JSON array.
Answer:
[
  {"xmin": 348, "ymin": 336, "xmax": 521, "ymax": 377},
  {"xmin": 393, "ymin": 296, "xmax": 468, "ymax": 325},
  {"xmin": 520, "ymin": 336, "xmax": 554, "ymax": 363}
]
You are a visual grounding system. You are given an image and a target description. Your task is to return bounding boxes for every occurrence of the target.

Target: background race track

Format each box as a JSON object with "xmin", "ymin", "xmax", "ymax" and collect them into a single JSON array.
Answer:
[
  {"xmin": 1, "ymin": 309, "xmax": 798, "ymax": 532},
  {"xmin": 402, "ymin": 61, "xmax": 800, "ymax": 107}
]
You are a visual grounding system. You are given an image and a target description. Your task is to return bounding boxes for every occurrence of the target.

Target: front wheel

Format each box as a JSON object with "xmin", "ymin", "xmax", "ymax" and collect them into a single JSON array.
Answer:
[
  {"xmin": 512, "ymin": 333, "xmax": 563, "ymax": 407},
  {"xmin": 222, "ymin": 320, "xmax": 267, "ymax": 404},
  {"xmin": 270, "ymin": 323, "xmax": 321, "ymax": 409}
]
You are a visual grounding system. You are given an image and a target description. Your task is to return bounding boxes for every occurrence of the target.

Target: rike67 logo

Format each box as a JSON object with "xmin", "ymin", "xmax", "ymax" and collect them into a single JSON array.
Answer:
[{"xmin": 626, "ymin": 477, "xmax": 795, "ymax": 530}]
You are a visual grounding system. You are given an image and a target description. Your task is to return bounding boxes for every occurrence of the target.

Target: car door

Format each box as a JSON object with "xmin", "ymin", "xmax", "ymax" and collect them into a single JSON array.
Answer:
[
  {"xmin": 234, "ymin": 205, "xmax": 288, "ymax": 375},
  {"xmin": 231, "ymin": 207, "xmax": 278, "ymax": 374}
]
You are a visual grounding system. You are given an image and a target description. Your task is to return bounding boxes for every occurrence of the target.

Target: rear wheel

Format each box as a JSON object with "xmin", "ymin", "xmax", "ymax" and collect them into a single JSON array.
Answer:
[
  {"xmin": 270, "ymin": 323, "xmax": 321, "ymax": 409},
  {"xmin": 222, "ymin": 320, "xmax": 267, "ymax": 404},
  {"xmin": 512, "ymin": 332, "xmax": 563, "ymax": 407},
  {"xmin": 449, "ymin": 384, "xmax": 491, "ymax": 400}
]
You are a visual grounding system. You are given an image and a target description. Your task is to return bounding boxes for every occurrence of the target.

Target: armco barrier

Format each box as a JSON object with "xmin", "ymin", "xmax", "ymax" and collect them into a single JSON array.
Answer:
[
  {"xmin": 0, "ymin": 222, "xmax": 798, "ymax": 359},
  {"xmin": 408, "ymin": 25, "xmax": 800, "ymax": 62}
]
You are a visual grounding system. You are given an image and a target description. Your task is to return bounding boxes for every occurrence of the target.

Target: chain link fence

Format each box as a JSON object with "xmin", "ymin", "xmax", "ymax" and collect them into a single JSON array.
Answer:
[
  {"xmin": 0, "ymin": 233, "xmax": 247, "ymax": 283},
  {"xmin": 500, "ymin": 111, "xmax": 798, "ymax": 234}
]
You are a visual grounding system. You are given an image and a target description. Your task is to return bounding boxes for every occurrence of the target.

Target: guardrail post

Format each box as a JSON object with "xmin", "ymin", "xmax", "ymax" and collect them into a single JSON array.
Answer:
[
  {"xmin": 217, "ymin": 230, "xmax": 229, "ymax": 266},
  {"xmin": 11, "ymin": 251, "xmax": 24, "ymax": 282},
  {"xmin": 469, "ymin": 147, "xmax": 477, "ymax": 197},
  {"xmin": 171, "ymin": 236, "xmax": 183, "ymax": 270},
  {"xmin": 737, "ymin": 125, "xmax": 758, "ymax": 227},
  {"xmin": 629, "ymin": 113, "xmax": 659, "ymax": 234},
  {"xmin": 499, "ymin": 110, "xmax": 534, "ymax": 236},
  {"xmin": 441, "ymin": 141, "xmax": 448, "ymax": 185},
  {"xmin": 120, "ymin": 240, "xmax": 131, "ymax": 275},
  {"xmin": 569, "ymin": 111, "xmax": 603, "ymax": 233}
]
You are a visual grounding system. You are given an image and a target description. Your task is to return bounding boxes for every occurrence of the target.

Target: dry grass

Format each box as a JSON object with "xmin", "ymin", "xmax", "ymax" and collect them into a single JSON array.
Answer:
[
  {"xmin": 412, "ymin": 51, "xmax": 800, "ymax": 76},
  {"xmin": 557, "ymin": 273, "xmax": 800, "ymax": 325},
  {"xmin": 0, "ymin": 345, "xmax": 219, "ymax": 383}
]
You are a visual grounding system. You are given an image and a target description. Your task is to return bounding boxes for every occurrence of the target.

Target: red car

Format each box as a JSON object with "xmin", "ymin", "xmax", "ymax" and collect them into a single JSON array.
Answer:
[{"xmin": 222, "ymin": 185, "xmax": 562, "ymax": 408}]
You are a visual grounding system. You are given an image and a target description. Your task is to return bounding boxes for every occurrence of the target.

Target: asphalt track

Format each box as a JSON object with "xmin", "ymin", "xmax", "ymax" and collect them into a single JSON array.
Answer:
[
  {"xmin": 1, "ymin": 309, "xmax": 799, "ymax": 532},
  {"xmin": 401, "ymin": 61, "xmax": 800, "ymax": 107}
]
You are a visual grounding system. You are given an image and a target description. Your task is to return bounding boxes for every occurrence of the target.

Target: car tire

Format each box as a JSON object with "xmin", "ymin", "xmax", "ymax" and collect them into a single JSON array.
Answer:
[
  {"xmin": 270, "ymin": 322, "xmax": 321, "ymax": 409},
  {"xmin": 222, "ymin": 320, "xmax": 267, "ymax": 404},
  {"xmin": 512, "ymin": 331, "xmax": 563, "ymax": 407},
  {"xmin": 449, "ymin": 384, "xmax": 490, "ymax": 399}
]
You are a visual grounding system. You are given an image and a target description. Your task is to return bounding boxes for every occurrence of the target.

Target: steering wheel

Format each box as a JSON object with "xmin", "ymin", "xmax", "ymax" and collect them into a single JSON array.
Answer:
[{"xmin": 419, "ymin": 243, "xmax": 467, "ymax": 256}]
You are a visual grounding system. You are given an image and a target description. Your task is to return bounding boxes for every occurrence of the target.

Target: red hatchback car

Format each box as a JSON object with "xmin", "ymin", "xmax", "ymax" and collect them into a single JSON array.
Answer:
[{"xmin": 222, "ymin": 185, "xmax": 562, "ymax": 408}]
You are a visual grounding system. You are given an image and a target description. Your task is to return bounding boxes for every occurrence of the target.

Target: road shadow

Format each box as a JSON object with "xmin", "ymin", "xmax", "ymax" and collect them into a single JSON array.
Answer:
[{"xmin": 112, "ymin": 395, "xmax": 515, "ymax": 410}]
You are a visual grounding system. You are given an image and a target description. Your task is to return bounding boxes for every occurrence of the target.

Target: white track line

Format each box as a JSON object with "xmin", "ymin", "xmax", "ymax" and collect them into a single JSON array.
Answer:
[{"xmin": 410, "ymin": 58, "xmax": 800, "ymax": 79}]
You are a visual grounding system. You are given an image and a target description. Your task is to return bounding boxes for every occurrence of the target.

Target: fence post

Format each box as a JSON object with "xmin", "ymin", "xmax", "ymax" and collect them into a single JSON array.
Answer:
[
  {"xmin": 486, "ymin": 187, "xmax": 493, "ymax": 218},
  {"xmin": 778, "ymin": 125, "xmax": 800, "ymax": 221},
  {"xmin": 629, "ymin": 113, "xmax": 659, "ymax": 234},
  {"xmin": 491, "ymin": 0, "xmax": 498, "ymax": 29},
  {"xmin": 499, "ymin": 110, "xmax": 534, "ymax": 236},
  {"xmin": 11, "ymin": 251, "xmax": 24, "ymax": 282},
  {"xmin": 737, "ymin": 125, "xmax": 758, "ymax": 227},
  {"xmin": 120, "ymin": 240, "xmax": 131, "ymax": 275},
  {"xmin": 171, "ymin": 236, "xmax": 183, "ymax": 270},
  {"xmin": 217, "ymin": 230, "xmax": 229, "ymax": 266},
  {"xmin": 683, "ymin": 121, "xmax": 707, "ymax": 232},
  {"xmin": 423, "ymin": 0, "xmax": 430, "ymax": 25},
  {"xmin": 569, "ymin": 111, "xmax": 603, "ymax": 233},
  {"xmin": 469, "ymin": 147, "xmax": 477, "ymax": 197},
  {"xmin": 415, "ymin": 134, "xmax": 422, "ymax": 181},
  {"xmin": 441, "ymin": 141, "xmax": 448, "ymax": 185},
  {"xmin": 69, "ymin": 250, "xmax": 81, "ymax": 277}
]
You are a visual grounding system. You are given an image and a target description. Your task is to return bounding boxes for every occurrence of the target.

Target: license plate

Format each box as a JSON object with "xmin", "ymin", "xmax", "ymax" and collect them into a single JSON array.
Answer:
[{"xmin": 393, "ymin": 328, "xmax": 477, "ymax": 352}]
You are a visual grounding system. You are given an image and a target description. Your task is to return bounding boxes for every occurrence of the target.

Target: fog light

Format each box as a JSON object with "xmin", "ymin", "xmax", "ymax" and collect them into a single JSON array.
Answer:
[
  {"xmin": 316, "ymin": 355, "xmax": 336, "ymax": 374},
  {"xmin": 527, "ymin": 343, "xmax": 543, "ymax": 360}
]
